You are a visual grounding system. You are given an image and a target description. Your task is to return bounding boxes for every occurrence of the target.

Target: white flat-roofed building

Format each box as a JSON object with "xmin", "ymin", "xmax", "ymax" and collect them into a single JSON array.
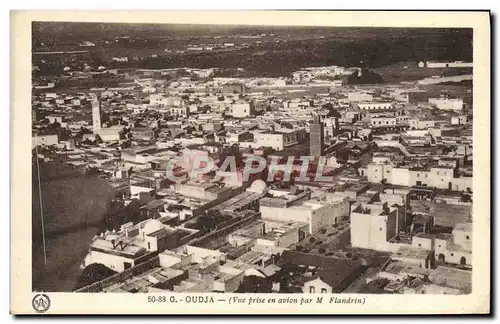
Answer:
[
  {"xmin": 429, "ymin": 97, "xmax": 463, "ymax": 111},
  {"xmin": 82, "ymin": 219, "xmax": 199, "ymax": 272},
  {"xmin": 230, "ymin": 101, "xmax": 255, "ymax": 118},
  {"xmin": 260, "ymin": 195, "xmax": 350, "ymax": 234},
  {"xmin": 350, "ymin": 202, "xmax": 399, "ymax": 252},
  {"xmin": 32, "ymin": 134, "xmax": 59, "ymax": 148}
]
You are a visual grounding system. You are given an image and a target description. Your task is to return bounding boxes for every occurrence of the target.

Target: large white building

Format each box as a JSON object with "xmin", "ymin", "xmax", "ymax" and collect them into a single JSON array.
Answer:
[
  {"xmin": 350, "ymin": 202, "xmax": 400, "ymax": 252},
  {"xmin": 359, "ymin": 163, "xmax": 472, "ymax": 192},
  {"xmin": 230, "ymin": 101, "xmax": 255, "ymax": 118},
  {"xmin": 251, "ymin": 131, "xmax": 298, "ymax": 151},
  {"xmin": 260, "ymin": 194, "xmax": 350, "ymax": 234},
  {"xmin": 82, "ymin": 219, "xmax": 198, "ymax": 272}
]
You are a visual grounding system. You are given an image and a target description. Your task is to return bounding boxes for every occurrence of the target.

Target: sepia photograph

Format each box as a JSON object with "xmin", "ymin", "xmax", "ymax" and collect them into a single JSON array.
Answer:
[{"xmin": 11, "ymin": 10, "xmax": 490, "ymax": 314}]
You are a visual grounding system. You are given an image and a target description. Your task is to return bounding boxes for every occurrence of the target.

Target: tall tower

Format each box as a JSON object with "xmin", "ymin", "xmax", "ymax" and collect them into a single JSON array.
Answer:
[
  {"xmin": 310, "ymin": 114, "xmax": 324, "ymax": 157},
  {"xmin": 91, "ymin": 93, "xmax": 102, "ymax": 132}
]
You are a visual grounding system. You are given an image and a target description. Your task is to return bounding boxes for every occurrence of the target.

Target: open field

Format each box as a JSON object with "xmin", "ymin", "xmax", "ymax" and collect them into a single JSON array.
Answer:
[
  {"xmin": 374, "ymin": 62, "xmax": 472, "ymax": 84},
  {"xmin": 33, "ymin": 24, "xmax": 472, "ymax": 77}
]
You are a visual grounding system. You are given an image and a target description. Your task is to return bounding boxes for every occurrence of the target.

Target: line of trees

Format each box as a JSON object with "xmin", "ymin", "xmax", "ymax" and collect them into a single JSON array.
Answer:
[{"xmin": 103, "ymin": 199, "xmax": 143, "ymax": 231}]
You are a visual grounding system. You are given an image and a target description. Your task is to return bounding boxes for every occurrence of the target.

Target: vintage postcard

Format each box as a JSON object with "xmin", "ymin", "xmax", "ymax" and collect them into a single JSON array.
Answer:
[{"xmin": 10, "ymin": 10, "xmax": 490, "ymax": 314}]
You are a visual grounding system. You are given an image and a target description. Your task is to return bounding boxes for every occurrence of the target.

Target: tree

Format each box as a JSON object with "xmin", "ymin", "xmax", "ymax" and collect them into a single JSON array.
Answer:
[
  {"xmin": 74, "ymin": 263, "xmax": 117, "ymax": 290},
  {"xmin": 322, "ymin": 103, "xmax": 334, "ymax": 110},
  {"xmin": 360, "ymin": 278, "xmax": 390, "ymax": 294},
  {"xmin": 47, "ymin": 121, "xmax": 61, "ymax": 130},
  {"xmin": 346, "ymin": 69, "xmax": 384, "ymax": 85},
  {"xmin": 309, "ymin": 237, "xmax": 316, "ymax": 243},
  {"xmin": 82, "ymin": 138, "xmax": 94, "ymax": 145},
  {"xmin": 236, "ymin": 276, "xmax": 272, "ymax": 293},
  {"xmin": 327, "ymin": 109, "xmax": 341, "ymax": 118},
  {"xmin": 124, "ymin": 199, "xmax": 142, "ymax": 224},
  {"xmin": 104, "ymin": 199, "xmax": 126, "ymax": 230},
  {"xmin": 86, "ymin": 167, "xmax": 101, "ymax": 176}
]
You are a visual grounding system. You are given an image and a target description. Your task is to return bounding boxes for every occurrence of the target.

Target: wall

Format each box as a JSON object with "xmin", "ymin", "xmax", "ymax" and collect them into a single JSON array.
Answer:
[
  {"xmin": 309, "ymin": 201, "xmax": 349, "ymax": 234},
  {"xmin": 85, "ymin": 250, "xmax": 135, "ymax": 272},
  {"xmin": 276, "ymin": 229, "xmax": 300, "ymax": 248}
]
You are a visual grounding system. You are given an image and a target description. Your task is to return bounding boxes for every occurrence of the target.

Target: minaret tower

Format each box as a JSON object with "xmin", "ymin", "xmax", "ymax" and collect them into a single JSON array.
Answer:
[{"xmin": 92, "ymin": 93, "xmax": 102, "ymax": 132}]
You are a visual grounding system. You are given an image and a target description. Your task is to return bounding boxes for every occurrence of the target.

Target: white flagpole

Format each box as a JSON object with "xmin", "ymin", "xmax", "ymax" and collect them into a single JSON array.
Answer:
[{"xmin": 34, "ymin": 133, "xmax": 47, "ymax": 267}]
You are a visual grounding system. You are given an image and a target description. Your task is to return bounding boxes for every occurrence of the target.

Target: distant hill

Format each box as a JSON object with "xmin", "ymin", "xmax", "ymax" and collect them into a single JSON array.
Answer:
[{"xmin": 32, "ymin": 23, "xmax": 473, "ymax": 78}]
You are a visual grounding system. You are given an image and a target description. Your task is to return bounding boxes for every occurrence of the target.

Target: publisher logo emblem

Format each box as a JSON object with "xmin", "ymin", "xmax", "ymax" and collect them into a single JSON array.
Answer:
[{"xmin": 32, "ymin": 294, "xmax": 50, "ymax": 313}]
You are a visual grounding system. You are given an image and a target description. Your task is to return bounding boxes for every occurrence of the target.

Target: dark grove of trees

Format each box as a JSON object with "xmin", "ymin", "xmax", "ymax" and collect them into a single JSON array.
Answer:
[
  {"xmin": 236, "ymin": 275, "xmax": 273, "ymax": 293},
  {"xmin": 74, "ymin": 263, "xmax": 117, "ymax": 290},
  {"xmin": 103, "ymin": 199, "xmax": 143, "ymax": 231},
  {"xmin": 345, "ymin": 69, "xmax": 385, "ymax": 85}
]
